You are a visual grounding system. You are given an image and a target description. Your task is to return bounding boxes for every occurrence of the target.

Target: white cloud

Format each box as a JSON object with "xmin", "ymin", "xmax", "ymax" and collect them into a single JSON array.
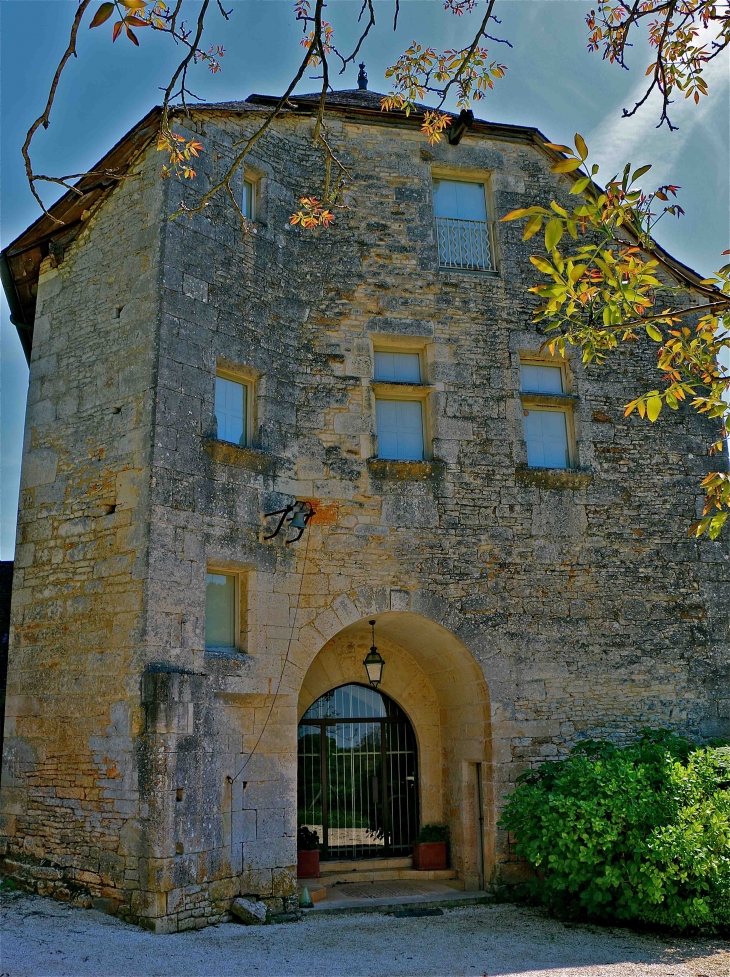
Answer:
[{"xmin": 587, "ymin": 43, "xmax": 729, "ymax": 185}]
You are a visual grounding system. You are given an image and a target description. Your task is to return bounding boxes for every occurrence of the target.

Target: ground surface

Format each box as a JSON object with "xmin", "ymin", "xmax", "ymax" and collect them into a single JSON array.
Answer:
[{"xmin": 1, "ymin": 891, "xmax": 728, "ymax": 977}]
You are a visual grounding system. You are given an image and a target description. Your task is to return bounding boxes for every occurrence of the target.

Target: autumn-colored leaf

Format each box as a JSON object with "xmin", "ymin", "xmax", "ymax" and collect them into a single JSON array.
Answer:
[
  {"xmin": 119, "ymin": 0, "xmax": 147, "ymax": 8},
  {"xmin": 551, "ymin": 158, "xmax": 583, "ymax": 173},
  {"xmin": 112, "ymin": 20, "xmax": 123, "ymax": 41},
  {"xmin": 89, "ymin": 2, "xmax": 114, "ymax": 28},
  {"xmin": 126, "ymin": 25, "xmax": 140, "ymax": 45},
  {"xmin": 544, "ymin": 142, "xmax": 574, "ymax": 154}
]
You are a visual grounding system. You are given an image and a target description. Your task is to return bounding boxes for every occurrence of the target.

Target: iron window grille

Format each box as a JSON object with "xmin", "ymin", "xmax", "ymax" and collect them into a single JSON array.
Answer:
[{"xmin": 436, "ymin": 216, "xmax": 496, "ymax": 272}]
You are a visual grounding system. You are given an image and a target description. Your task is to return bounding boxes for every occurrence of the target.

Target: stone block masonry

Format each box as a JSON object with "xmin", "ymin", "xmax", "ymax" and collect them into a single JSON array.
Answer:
[{"xmin": 1, "ymin": 91, "xmax": 728, "ymax": 931}]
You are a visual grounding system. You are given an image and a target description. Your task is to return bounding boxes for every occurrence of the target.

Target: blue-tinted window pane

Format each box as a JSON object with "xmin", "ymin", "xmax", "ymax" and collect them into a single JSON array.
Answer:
[
  {"xmin": 524, "ymin": 410, "xmax": 569, "ymax": 468},
  {"xmin": 376, "ymin": 400, "xmax": 424, "ymax": 460},
  {"xmin": 206, "ymin": 572, "xmax": 236, "ymax": 648},
  {"xmin": 243, "ymin": 179, "xmax": 254, "ymax": 219},
  {"xmin": 433, "ymin": 180, "xmax": 487, "ymax": 221},
  {"xmin": 374, "ymin": 352, "xmax": 421, "ymax": 383},
  {"xmin": 215, "ymin": 376, "xmax": 247, "ymax": 445},
  {"xmin": 521, "ymin": 364, "xmax": 564, "ymax": 394},
  {"xmin": 302, "ymin": 683, "xmax": 404, "ymax": 721}
]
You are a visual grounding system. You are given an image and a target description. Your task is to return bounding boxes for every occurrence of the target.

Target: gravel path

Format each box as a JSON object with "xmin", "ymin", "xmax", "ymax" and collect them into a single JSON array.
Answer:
[{"xmin": 1, "ymin": 891, "xmax": 728, "ymax": 977}]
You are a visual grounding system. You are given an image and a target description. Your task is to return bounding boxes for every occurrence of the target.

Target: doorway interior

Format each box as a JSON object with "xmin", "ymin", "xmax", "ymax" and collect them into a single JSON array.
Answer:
[{"xmin": 297, "ymin": 683, "xmax": 419, "ymax": 860}]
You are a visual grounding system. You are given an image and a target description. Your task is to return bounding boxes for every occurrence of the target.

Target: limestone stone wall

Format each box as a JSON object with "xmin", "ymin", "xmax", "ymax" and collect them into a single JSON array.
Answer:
[
  {"xmin": 2, "ymin": 99, "xmax": 729, "ymax": 932},
  {"xmin": 138, "ymin": 103, "xmax": 729, "ymax": 925},
  {"xmin": 0, "ymin": 144, "xmax": 165, "ymax": 918}
]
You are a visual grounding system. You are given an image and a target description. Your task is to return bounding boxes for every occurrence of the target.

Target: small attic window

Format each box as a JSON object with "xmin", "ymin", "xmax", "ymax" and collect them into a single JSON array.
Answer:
[{"xmin": 243, "ymin": 177, "xmax": 256, "ymax": 220}]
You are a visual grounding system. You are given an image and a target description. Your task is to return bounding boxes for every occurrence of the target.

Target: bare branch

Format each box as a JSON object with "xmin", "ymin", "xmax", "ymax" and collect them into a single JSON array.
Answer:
[
  {"xmin": 22, "ymin": 0, "xmax": 94, "ymax": 222},
  {"xmin": 333, "ymin": 0, "xmax": 376, "ymax": 73},
  {"xmin": 170, "ymin": 0, "xmax": 328, "ymax": 222}
]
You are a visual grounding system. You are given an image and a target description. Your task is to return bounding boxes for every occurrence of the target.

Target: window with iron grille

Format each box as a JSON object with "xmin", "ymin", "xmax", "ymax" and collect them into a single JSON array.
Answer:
[{"xmin": 433, "ymin": 179, "xmax": 495, "ymax": 272}]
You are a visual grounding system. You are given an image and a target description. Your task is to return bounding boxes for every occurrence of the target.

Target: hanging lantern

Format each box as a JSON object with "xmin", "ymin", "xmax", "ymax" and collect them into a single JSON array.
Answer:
[{"xmin": 363, "ymin": 619, "xmax": 385, "ymax": 688}]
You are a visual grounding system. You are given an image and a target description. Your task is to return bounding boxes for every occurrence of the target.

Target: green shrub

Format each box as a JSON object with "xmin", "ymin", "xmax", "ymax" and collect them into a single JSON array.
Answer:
[
  {"xmin": 499, "ymin": 730, "xmax": 730, "ymax": 931},
  {"xmin": 415, "ymin": 823, "xmax": 449, "ymax": 844}
]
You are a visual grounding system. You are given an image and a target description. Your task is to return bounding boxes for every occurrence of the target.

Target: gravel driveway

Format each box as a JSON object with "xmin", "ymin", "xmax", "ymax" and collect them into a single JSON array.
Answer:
[{"xmin": 1, "ymin": 891, "xmax": 728, "ymax": 977}]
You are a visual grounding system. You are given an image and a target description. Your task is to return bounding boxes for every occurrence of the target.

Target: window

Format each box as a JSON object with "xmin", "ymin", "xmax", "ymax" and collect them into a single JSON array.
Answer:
[
  {"xmin": 520, "ymin": 362, "xmax": 573, "ymax": 469},
  {"xmin": 376, "ymin": 401, "xmax": 424, "ymax": 460},
  {"xmin": 433, "ymin": 178, "xmax": 494, "ymax": 271},
  {"xmin": 373, "ymin": 351, "xmax": 425, "ymax": 461},
  {"xmin": 243, "ymin": 177, "xmax": 255, "ymax": 219},
  {"xmin": 205, "ymin": 571, "xmax": 238, "ymax": 651},
  {"xmin": 215, "ymin": 373, "xmax": 249, "ymax": 446},
  {"xmin": 374, "ymin": 351, "xmax": 421, "ymax": 383}
]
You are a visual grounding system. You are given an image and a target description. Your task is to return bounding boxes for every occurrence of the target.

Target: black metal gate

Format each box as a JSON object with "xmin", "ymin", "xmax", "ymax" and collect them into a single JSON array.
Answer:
[{"xmin": 297, "ymin": 684, "xmax": 418, "ymax": 860}]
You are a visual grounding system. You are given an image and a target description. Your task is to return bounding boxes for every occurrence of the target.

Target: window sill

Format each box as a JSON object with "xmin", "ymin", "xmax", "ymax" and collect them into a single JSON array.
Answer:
[
  {"xmin": 367, "ymin": 457, "xmax": 446, "ymax": 481},
  {"xmin": 205, "ymin": 646, "xmax": 250, "ymax": 661},
  {"xmin": 515, "ymin": 464, "xmax": 593, "ymax": 489},
  {"xmin": 372, "ymin": 381, "xmax": 433, "ymax": 396},
  {"xmin": 203, "ymin": 438, "xmax": 275, "ymax": 473},
  {"xmin": 520, "ymin": 392, "xmax": 577, "ymax": 408},
  {"xmin": 438, "ymin": 266, "xmax": 499, "ymax": 279}
]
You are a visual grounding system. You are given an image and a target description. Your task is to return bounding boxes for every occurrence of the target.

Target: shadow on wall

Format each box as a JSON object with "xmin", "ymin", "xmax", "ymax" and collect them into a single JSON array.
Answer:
[{"xmin": 0, "ymin": 561, "xmax": 13, "ymax": 778}]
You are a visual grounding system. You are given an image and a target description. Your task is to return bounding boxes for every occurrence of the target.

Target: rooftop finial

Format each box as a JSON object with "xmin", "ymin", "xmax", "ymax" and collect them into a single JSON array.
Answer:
[{"xmin": 357, "ymin": 63, "xmax": 368, "ymax": 91}]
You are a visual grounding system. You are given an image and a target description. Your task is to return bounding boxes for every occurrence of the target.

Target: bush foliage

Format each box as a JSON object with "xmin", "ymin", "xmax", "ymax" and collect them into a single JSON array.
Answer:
[{"xmin": 499, "ymin": 731, "xmax": 730, "ymax": 931}]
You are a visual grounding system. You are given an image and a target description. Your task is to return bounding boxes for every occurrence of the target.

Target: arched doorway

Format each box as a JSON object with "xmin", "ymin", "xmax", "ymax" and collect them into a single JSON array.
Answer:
[{"xmin": 297, "ymin": 683, "xmax": 419, "ymax": 860}]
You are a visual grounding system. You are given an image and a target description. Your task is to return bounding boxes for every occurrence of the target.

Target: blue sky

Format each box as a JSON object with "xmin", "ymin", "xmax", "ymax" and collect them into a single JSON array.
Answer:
[{"xmin": 1, "ymin": 0, "xmax": 728, "ymax": 557}]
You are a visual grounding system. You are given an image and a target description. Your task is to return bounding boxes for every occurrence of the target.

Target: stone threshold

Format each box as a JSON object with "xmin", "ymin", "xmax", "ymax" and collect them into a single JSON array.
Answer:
[{"xmin": 304, "ymin": 885, "xmax": 494, "ymax": 915}]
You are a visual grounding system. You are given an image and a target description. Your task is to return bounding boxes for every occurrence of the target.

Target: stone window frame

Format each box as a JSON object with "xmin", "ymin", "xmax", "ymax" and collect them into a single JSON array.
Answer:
[
  {"xmin": 430, "ymin": 164, "xmax": 499, "ymax": 275},
  {"xmin": 214, "ymin": 361, "xmax": 258, "ymax": 449},
  {"xmin": 204, "ymin": 562, "xmax": 250, "ymax": 656},
  {"xmin": 519, "ymin": 354, "xmax": 578, "ymax": 470},
  {"xmin": 203, "ymin": 557, "xmax": 255, "ymax": 658},
  {"xmin": 241, "ymin": 162, "xmax": 267, "ymax": 223},
  {"xmin": 370, "ymin": 336, "xmax": 435, "ymax": 462}
]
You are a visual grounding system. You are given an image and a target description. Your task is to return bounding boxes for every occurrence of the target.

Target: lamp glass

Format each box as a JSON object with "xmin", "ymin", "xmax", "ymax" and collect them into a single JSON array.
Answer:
[{"xmin": 363, "ymin": 648, "xmax": 384, "ymax": 687}]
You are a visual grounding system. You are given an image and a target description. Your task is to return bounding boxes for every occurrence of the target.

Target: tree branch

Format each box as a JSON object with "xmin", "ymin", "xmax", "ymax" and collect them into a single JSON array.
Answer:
[{"xmin": 22, "ymin": 0, "xmax": 94, "ymax": 222}]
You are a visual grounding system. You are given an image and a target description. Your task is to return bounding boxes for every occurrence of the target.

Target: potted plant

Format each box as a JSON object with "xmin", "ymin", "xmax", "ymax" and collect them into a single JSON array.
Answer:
[
  {"xmin": 297, "ymin": 826, "xmax": 320, "ymax": 879},
  {"xmin": 412, "ymin": 823, "xmax": 449, "ymax": 870}
]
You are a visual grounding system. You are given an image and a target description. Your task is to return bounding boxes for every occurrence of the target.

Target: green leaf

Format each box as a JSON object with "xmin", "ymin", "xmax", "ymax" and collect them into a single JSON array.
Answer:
[
  {"xmin": 709, "ymin": 512, "xmax": 729, "ymax": 540},
  {"xmin": 647, "ymin": 394, "xmax": 662, "ymax": 422},
  {"xmin": 530, "ymin": 255, "xmax": 556, "ymax": 276},
  {"xmin": 523, "ymin": 214, "xmax": 543, "ymax": 240},
  {"xmin": 551, "ymin": 158, "xmax": 583, "ymax": 173},
  {"xmin": 646, "ymin": 323, "xmax": 663, "ymax": 342},
  {"xmin": 545, "ymin": 218, "xmax": 563, "ymax": 252},
  {"xmin": 569, "ymin": 177, "xmax": 591, "ymax": 195},
  {"xmin": 631, "ymin": 164, "xmax": 652, "ymax": 182}
]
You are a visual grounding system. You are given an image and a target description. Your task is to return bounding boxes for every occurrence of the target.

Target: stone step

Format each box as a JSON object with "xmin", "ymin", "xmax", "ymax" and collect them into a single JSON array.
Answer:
[
  {"xmin": 321, "ymin": 856, "xmax": 413, "ymax": 873},
  {"xmin": 318, "ymin": 868, "xmax": 460, "ymax": 886}
]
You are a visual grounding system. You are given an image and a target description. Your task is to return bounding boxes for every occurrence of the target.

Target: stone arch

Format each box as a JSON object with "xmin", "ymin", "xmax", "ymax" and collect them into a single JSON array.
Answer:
[{"xmin": 291, "ymin": 587, "xmax": 493, "ymax": 888}]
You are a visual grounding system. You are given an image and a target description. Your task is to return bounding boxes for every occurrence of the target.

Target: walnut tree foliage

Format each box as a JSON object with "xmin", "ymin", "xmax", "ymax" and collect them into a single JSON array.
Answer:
[
  {"xmin": 499, "ymin": 731, "xmax": 730, "ymax": 931},
  {"xmin": 21, "ymin": 0, "xmax": 730, "ymax": 535}
]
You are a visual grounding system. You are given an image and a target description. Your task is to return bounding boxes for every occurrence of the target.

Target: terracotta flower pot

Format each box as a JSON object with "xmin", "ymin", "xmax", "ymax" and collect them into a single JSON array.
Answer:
[
  {"xmin": 413, "ymin": 841, "xmax": 448, "ymax": 870},
  {"xmin": 297, "ymin": 848, "xmax": 320, "ymax": 879}
]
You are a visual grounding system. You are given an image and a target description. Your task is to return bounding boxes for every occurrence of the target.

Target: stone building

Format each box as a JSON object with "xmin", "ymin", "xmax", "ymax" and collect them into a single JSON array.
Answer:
[{"xmin": 1, "ymin": 84, "xmax": 728, "ymax": 932}]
